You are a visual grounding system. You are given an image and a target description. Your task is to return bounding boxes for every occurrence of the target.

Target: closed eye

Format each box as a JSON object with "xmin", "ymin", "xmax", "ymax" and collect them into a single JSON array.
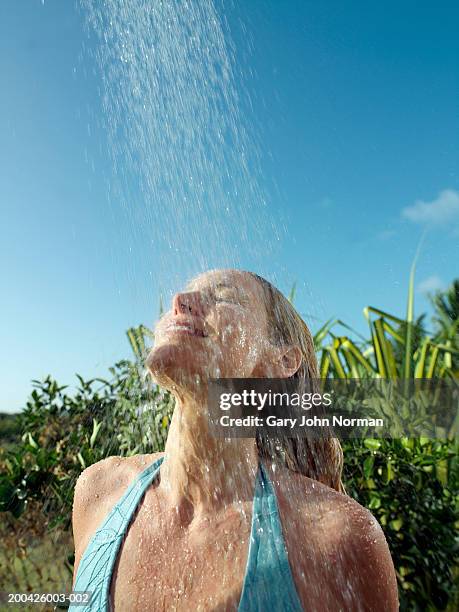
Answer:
[{"xmin": 215, "ymin": 290, "xmax": 248, "ymax": 305}]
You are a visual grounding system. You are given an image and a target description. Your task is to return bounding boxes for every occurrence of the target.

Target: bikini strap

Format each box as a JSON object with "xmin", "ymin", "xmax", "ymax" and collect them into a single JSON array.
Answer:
[
  {"xmin": 71, "ymin": 456, "xmax": 164, "ymax": 611},
  {"xmin": 238, "ymin": 462, "xmax": 303, "ymax": 611}
]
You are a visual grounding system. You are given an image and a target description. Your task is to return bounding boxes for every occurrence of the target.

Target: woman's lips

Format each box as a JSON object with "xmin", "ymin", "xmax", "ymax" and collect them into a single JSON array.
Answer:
[{"xmin": 163, "ymin": 322, "xmax": 207, "ymax": 337}]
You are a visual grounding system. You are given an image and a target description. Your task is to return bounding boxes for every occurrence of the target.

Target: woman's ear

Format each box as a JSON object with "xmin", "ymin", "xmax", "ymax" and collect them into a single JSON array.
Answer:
[
  {"xmin": 251, "ymin": 344, "xmax": 302, "ymax": 378},
  {"xmin": 276, "ymin": 345, "xmax": 302, "ymax": 378}
]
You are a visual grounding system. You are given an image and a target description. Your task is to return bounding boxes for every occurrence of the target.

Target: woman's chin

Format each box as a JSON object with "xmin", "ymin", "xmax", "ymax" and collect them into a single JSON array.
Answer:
[{"xmin": 146, "ymin": 344, "xmax": 210, "ymax": 389}]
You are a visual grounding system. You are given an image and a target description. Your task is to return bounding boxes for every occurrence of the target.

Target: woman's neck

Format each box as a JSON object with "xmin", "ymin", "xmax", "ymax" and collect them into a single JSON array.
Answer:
[{"xmin": 158, "ymin": 393, "xmax": 259, "ymax": 523}]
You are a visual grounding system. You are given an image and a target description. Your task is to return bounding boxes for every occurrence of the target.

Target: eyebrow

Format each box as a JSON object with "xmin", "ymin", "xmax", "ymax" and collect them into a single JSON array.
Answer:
[
  {"xmin": 214, "ymin": 283, "xmax": 250, "ymax": 301},
  {"xmin": 186, "ymin": 280, "xmax": 249, "ymax": 299},
  {"xmin": 214, "ymin": 282, "xmax": 238, "ymax": 291}
]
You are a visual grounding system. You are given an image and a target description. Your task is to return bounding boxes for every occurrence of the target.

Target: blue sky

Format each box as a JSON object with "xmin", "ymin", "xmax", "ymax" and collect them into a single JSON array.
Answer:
[{"xmin": 1, "ymin": 0, "xmax": 458, "ymax": 412}]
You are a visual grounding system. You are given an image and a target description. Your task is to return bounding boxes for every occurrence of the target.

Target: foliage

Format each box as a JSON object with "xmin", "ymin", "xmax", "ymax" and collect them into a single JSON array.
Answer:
[
  {"xmin": 430, "ymin": 280, "xmax": 459, "ymax": 373},
  {"xmin": 315, "ymin": 271, "xmax": 459, "ymax": 380},
  {"xmin": 310, "ymin": 274, "xmax": 459, "ymax": 610},
  {"xmin": 343, "ymin": 438, "xmax": 459, "ymax": 611},
  {"xmin": 0, "ymin": 355, "xmax": 173, "ymax": 528},
  {"xmin": 0, "ymin": 413, "xmax": 21, "ymax": 451}
]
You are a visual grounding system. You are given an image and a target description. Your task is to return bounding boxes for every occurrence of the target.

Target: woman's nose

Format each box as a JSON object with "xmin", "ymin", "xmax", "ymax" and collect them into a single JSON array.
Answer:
[{"xmin": 172, "ymin": 291, "xmax": 204, "ymax": 317}]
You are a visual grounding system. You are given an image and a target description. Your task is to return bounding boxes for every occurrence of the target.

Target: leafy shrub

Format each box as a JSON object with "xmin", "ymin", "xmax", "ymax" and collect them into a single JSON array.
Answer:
[
  {"xmin": 0, "ymin": 361, "xmax": 173, "ymax": 527},
  {"xmin": 0, "ymin": 414, "xmax": 21, "ymax": 451},
  {"xmin": 343, "ymin": 438, "xmax": 459, "ymax": 611}
]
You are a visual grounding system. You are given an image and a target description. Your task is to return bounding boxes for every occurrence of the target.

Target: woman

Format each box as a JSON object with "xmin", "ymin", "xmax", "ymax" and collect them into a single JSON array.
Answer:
[{"xmin": 71, "ymin": 269, "xmax": 399, "ymax": 611}]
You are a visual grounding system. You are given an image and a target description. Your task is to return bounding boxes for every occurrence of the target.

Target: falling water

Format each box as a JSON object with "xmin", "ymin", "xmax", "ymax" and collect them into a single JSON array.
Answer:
[
  {"xmin": 80, "ymin": 0, "xmax": 283, "ymax": 295},
  {"xmin": 66, "ymin": 6, "xmax": 375, "ymax": 609}
]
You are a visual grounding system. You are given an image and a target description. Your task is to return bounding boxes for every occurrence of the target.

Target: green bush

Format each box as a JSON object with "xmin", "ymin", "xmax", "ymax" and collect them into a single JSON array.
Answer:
[
  {"xmin": 343, "ymin": 438, "xmax": 458, "ymax": 611},
  {"xmin": 0, "ymin": 361, "xmax": 173, "ymax": 527}
]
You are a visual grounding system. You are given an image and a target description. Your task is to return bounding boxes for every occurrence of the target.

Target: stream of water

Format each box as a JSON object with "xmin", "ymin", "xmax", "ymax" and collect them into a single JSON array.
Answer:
[{"xmin": 80, "ymin": 0, "xmax": 283, "ymax": 297}]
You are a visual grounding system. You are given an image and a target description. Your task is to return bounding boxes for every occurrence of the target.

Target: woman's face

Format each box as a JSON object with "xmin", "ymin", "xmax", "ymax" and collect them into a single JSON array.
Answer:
[{"xmin": 147, "ymin": 269, "xmax": 272, "ymax": 391}]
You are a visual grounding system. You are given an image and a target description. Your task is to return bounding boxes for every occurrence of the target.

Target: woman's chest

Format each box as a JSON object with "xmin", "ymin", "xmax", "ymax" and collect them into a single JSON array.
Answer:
[{"xmin": 111, "ymin": 502, "xmax": 253, "ymax": 611}]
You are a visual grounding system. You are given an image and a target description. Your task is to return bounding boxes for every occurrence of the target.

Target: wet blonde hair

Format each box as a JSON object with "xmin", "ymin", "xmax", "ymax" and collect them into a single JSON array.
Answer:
[{"xmin": 249, "ymin": 273, "xmax": 345, "ymax": 494}]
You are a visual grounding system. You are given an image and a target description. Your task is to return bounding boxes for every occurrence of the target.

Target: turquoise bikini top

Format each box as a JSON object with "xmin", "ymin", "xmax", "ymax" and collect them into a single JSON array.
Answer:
[{"xmin": 70, "ymin": 456, "xmax": 303, "ymax": 611}]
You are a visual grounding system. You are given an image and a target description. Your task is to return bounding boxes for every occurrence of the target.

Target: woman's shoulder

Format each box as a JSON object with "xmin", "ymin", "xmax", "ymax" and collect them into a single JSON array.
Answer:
[
  {"xmin": 279, "ymin": 470, "xmax": 398, "ymax": 610},
  {"xmin": 282, "ymin": 470, "xmax": 387, "ymax": 549},
  {"xmin": 300, "ymin": 474, "xmax": 377, "ymax": 527},
  {"xmin": 72, "ymin": 452, "xmax": 164, "ymax": 575},
  {"xmin": 75, "ymin": 452, "xmax": 164, "ymax": 494},
  {"xmin": 311, "ymin": 485, "xmax": 398, "ymax": 609},
  {"xmin": 272, "ymin": 464, "xmax": 376, "ymax": 529},
  {"xmin": 73, "ymin": 452, "xmax": 165, "ymax": 518}
]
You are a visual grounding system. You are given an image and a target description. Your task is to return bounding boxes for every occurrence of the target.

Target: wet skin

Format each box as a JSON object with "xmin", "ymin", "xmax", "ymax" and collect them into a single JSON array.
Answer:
[{"xmin": 72, "ymin": 270, "xmax": 399, "ymax": 611}]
